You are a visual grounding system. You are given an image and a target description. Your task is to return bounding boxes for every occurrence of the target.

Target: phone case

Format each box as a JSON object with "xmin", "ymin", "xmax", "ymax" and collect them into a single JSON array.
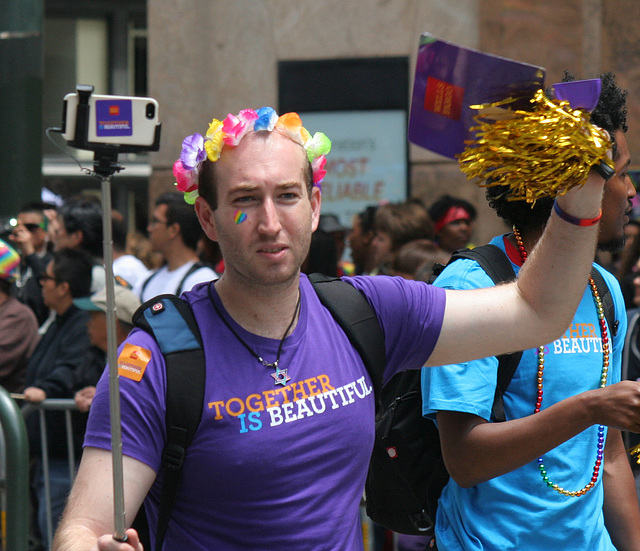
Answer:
[{"xmin": 62, "ymin": 93, "xmax": 159, "ymax": 147}]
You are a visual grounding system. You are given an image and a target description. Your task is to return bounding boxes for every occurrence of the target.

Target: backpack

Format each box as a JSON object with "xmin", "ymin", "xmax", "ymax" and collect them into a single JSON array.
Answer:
[
  {"xmin": 132, "ymin": 294, "xmax": 206, "ymax": 551},
  {"xmin": 363, "ymin": 245, "xmax": 523, "ymax": 538},
  {"xmin": 132, "ymin": 249, "xmax": 617, "ymax": 548}
]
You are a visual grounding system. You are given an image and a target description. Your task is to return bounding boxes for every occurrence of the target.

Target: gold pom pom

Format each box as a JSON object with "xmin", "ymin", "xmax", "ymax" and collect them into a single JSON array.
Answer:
[
  {"xmin": 628, "ymin": 443, "xmax": 640, "ymax": 464},
  {"xmin": 458, "ymin": 89, "xmax": 613, "ymax": 204}
]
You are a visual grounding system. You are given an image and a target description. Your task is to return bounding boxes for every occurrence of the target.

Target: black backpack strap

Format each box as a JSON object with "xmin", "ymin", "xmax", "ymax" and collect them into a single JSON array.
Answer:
[
  {"xmin": 132, "ymin": 294, "xmax": 205, "ymax": 551},
  {"xmin": 447, "ymin": 244, "xmax": 516, "ymax": 284},
  {"xmin": 175, "ymin": 261, "xmax": 209, "ymax": 296},
  {"xmin": 436, "ymin": 245, "xmax": 522, "ymax": 422},
  {"xmin": 590, "ymin": 266, "xmax": 618, "ymax": 337},
  {"xmin": 140, "ymin": 268, "xmax": 160, "ymax": 297},
  {"xmin": 308, "ymin": 273, "xmax": 385, "ymax": 400}
]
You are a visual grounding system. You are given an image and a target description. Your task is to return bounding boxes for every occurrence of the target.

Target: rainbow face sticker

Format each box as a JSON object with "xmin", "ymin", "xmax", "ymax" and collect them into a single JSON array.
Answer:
[{"xmin": 234, "ymin": 210, "xmax": 247, "ymax": 224}]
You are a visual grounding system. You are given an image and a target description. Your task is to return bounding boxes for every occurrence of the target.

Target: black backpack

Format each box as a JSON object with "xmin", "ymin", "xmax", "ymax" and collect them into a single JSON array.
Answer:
[
  {"xmin": 132, "ymin": 250, "xmax": 617, "ymax": 548},
  {"xmin": 363, "ymin": 245, "xmax": 523, "ymax": 538},
  {"xmin": 132, "ymin": 293, "xmax": 206, "ymax": 551}
]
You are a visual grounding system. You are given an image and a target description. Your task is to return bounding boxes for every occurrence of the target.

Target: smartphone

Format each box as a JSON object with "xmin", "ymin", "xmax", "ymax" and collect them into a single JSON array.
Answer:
[{"xmin": 62, "ymin": 92, "xmax": 160, "ymax": 148}]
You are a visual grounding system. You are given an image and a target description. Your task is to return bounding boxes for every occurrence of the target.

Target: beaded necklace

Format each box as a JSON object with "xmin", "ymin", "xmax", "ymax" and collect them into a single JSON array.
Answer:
[{"xmin": 513, "ymin": 227, "xmax": 608, "ymax": 497}]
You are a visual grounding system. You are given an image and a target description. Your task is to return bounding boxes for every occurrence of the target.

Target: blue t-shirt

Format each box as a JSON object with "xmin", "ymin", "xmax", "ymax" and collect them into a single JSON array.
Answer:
[
  {"xmin": 85, "ymin": 274, "xmax": 445, "ymax": 550},
  {"xmin": 422, "ymin": 235, "xmax": 625, "ymax": 551}
]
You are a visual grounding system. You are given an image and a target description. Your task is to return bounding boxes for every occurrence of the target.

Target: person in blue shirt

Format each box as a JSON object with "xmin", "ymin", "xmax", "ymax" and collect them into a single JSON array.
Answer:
[{"xmin": 423, "ymin": 72, "xmax": 640, "ymax": 550}]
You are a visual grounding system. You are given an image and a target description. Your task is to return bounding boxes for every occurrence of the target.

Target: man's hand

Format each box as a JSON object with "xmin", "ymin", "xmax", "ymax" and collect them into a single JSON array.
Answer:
[
  {"xmin": 9, "ymin": 224, "xmax": 35, "ymax": 256},
  {"xmin": 93, "ymin": 529, "xmax": 144, "ymax": 551},
  {"xmin": 555, "ymin": 128, "xmax": 612, "ymax": 219},
  {"xmin": 23, "ymin": 386, "xmax": 47, "ymax": 403},
  {"xmin": 52, "ymin": 449, "xmax": 155, "ymax": 551},
  {"xmin": 588, "ymin": 380, "xmax": 640, "ymax": 433}
]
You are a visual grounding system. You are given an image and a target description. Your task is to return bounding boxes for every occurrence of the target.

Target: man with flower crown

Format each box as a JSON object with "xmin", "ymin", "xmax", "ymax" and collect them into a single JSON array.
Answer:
[{"xmin": 53, "ymin": 103, "xmax": 638, "ymax": 551}]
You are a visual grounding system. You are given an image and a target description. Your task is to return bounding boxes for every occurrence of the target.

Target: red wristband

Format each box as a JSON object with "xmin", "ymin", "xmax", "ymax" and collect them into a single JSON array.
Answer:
[{"xmin": 553, "ymin": 200, "xmax": 602, "ymax": 226}]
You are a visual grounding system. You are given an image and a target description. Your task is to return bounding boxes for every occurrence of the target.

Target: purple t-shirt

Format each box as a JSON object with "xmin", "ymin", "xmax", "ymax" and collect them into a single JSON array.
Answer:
[{"xmin": 85, "ymin": 274, "xmax": 445, "ymax": 550}]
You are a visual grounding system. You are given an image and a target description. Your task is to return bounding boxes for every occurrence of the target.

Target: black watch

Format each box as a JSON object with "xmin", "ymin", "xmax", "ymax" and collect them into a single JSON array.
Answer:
[{"xmin": 593, "ymin": 161, "xmax": 615, "ymax": 181}]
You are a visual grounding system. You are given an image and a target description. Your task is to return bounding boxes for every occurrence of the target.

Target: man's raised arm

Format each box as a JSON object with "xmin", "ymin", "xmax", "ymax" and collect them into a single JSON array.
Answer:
[{"xmin": 427, "ymin": 167, "xmax": 606, "ymax": 367}]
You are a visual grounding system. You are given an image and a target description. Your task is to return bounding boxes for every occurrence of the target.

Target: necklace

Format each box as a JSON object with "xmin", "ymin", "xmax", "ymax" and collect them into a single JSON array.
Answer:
[
  {"xmin": 209, "ymin": 283, "xmax": 301, "ymax": 387},
  {"xmin": 513, "ymin": 227, "xmax": 608, "ymax": 497}
]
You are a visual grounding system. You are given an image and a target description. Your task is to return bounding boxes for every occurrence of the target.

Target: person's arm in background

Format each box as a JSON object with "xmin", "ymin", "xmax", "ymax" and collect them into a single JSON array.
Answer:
[
  {"xmin": 437, "ymin": 380, "xmax": 640, "ymax": 488},
  {"xmin": 433, "ymin": 245, "xmax": 640, "ymax": 493}
]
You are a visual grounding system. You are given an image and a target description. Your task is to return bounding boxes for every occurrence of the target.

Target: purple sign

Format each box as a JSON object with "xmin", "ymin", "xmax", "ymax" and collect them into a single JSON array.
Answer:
[
  {"xmin": 95, "ymin": 99, "xmax": 133, "ymax": 137},
  {"xmin": 408, "ymin": 33, "xmax": 545, "ymax": 159}
]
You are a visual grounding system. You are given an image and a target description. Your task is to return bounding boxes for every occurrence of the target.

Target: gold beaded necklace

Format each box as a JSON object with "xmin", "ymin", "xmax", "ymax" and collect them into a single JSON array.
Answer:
[{"xmin": 513, "ymin": 226, "xmax": 608, "ymax": 497}]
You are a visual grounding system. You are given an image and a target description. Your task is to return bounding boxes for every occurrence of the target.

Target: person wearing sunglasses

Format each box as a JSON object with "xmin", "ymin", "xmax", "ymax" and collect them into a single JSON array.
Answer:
[{"xmin": 9, "ymin": 202, "xmax": 55, "ymax": 326}]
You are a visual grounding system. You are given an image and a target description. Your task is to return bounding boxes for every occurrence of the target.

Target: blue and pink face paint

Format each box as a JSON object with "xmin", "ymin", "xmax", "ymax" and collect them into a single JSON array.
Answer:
[{"xmin": 234, "ymin": 210, "xmax": 247, "ymax": 224}]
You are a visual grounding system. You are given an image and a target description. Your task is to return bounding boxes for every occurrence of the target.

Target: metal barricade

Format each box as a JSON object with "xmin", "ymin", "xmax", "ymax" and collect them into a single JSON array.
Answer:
[
  {"xmin": 0, "ymin": 387, "xmax": 29, "ymax": 551},
  {"xmin": 20, "ymin": 398, "xmax": 79, "ymax": 550}
]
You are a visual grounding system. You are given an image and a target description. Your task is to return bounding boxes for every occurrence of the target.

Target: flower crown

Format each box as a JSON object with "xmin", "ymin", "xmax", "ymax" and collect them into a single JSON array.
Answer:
[{"xmin": 173, "ymin": 107, "xmax": 332, "ymax": 204}]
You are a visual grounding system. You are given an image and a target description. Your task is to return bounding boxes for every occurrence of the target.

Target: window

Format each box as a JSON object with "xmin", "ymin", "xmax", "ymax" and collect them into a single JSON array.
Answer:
[{"xmin": 279, "ymin": 57, "xmax": 410, "ymax": 225}]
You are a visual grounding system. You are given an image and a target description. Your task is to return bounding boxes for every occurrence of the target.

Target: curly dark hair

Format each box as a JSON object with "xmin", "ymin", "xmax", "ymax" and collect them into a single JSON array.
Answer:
[
  {"xmin": 584, "ymin": 71, "xmax": 628, "ymax": 136},
  {"xmin": 486, "ymin": 71, "xmax": 628, "ymax": 232}
]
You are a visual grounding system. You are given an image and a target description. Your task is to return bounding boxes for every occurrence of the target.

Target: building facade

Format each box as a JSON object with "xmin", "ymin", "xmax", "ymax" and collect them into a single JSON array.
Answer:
[{"xmin": 38, "ymin": 0, "xmax": 640, "ymax": 244}]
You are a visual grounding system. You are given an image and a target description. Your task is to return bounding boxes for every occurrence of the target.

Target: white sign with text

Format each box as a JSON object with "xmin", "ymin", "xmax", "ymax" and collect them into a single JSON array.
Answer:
[{"xmin": 302, "ymin": 110, "xmax": 408, "ymax": 228}]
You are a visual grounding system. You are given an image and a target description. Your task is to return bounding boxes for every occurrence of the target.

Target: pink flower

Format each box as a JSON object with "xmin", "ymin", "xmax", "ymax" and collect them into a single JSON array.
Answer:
[
  {"xmin": 173, "ymin": 160, "xmax": 198, "ymax": 193},
  {"xmin": 312, "ymin": 155, "xmax": 327, "ymax": 184},
  {"xmin": 222, "ymin": 109, "xmax": 258, "ymax": 146}
]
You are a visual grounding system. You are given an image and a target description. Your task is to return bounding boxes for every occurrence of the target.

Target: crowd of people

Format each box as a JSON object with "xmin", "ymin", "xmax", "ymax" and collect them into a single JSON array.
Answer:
[
  {"xmin": 1, "ymin": 73, "xmax": 640, "ymax": 551},
  {"xmin": 0, "ymin": 192, "xmax": 220, "ymax": 550},
  {"xmin": 301, "ymin": 194, "xmax": 476, "ymax": 285}
]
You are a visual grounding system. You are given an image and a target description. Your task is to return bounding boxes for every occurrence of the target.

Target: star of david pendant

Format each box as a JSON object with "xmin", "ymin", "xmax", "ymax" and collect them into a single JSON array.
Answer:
[{"xmin": 271, "ymin": 367, "xmax": 291, "ymax": 387}]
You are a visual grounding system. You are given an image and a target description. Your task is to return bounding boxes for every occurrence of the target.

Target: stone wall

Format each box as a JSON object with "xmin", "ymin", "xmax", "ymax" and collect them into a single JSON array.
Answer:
[
  {"xmin": 147, "ymin": 0, "xmax": 480, "ymax": 217},
  {"xmin": 148, "ymin": 0, "xmax": 640, "ymax": 245}
]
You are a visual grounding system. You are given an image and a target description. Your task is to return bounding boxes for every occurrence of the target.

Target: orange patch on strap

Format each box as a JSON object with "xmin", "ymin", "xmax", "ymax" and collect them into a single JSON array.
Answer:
[{"xmin": 118, "ymin": 343, "xmax": 151, "ymax": 382}]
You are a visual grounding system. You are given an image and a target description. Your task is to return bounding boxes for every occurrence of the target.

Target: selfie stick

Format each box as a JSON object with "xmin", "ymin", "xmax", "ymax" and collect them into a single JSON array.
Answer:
[
  {"xmin": 65, "ymin": 85, "xmax": 161, "ymax": 542},
  {"xmin": 96, "ymin": 156, "xmax": 129, "ymax": 543},
  {"xmin": 67, "ymin": 86, "xmax": 128, "ymax": 542},
  {"xmin": 105, "ymin": 181, "xmax": 129, "ymax": 541}
]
